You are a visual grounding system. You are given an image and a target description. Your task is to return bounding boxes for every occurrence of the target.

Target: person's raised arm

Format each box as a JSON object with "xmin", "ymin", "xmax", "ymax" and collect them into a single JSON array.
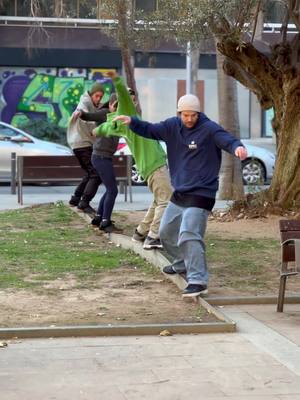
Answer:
[
  {"xmin": 80, "ymin": 108, "xmax": 108, "ymax": 124},
  {"xmin": 213, "ymin": 127, "xmax": 247, "ymax": 160},
  {"xmin": 113, "ymin": 115, "xmax": 170, "ymax": 141},
  {"xmin": 106, "ymin": 71, "xmax": 137, "ymax": 116}
]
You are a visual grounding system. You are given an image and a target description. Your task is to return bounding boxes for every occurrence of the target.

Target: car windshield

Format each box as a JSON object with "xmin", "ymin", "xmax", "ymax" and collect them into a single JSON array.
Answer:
[{"xmin": 0, "ymin": 125, "xmax": 29, "ymax": 141}]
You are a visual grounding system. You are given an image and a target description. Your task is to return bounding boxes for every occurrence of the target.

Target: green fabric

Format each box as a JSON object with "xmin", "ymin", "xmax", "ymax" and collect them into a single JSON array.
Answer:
[{"xmin": 95, "ymin": 76, "xmax": 166, "ymax": 181}]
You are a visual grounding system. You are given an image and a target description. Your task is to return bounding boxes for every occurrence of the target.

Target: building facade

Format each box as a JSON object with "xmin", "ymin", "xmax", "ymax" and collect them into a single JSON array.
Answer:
[{"xmin": 0, "ymin": 1, "xmax": 285, "ymax": 147}]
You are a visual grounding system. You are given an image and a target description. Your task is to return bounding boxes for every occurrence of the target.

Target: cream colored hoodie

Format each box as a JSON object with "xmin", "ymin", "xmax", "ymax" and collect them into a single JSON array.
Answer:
[{"xmin": 67, "ymin": 92, "xmax": 99, "ymax": 150}]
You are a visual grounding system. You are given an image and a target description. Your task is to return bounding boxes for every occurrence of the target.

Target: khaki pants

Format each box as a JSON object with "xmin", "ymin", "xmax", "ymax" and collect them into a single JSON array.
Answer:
[{"xmin": 137, "ymin": 165, "xmax": 172, "ymax": 239}]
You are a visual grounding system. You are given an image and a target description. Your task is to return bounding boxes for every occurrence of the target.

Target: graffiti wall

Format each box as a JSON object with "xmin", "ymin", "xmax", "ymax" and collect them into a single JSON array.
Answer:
[{"xmin": 0, "ymin": 67, "xmax": 114, "ymax": 129}]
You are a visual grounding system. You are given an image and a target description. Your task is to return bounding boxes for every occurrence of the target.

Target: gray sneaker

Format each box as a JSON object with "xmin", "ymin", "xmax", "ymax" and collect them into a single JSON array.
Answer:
[
  {"xmin": 132, "ymin": 229, "xmax": 146, "ymax": 242},
  {"xmin": 143, "ymin": 236, "xmax": 163, "ymax": 250}
]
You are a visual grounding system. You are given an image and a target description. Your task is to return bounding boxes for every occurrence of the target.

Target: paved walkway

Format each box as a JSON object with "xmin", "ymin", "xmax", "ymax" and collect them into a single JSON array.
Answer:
[{"xmin": 1, "ymin": 304, "xmax": 300, "ymax": 399}]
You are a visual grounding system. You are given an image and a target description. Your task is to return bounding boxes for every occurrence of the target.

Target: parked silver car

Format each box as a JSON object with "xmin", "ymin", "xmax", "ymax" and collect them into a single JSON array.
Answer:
[
  {"xmin": 241, "ymin": 143, "xmax": 275, "ymax": 184},
  {"xmin": 0, "ymin": 121, "xmax": 72, "ymax": 181}
]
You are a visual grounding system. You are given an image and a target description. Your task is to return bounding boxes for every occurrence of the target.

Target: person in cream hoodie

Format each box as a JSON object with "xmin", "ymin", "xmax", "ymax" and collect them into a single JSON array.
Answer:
[{"xmin": 67, "ymin": 82, "xmax": 104, "ymax": 215}]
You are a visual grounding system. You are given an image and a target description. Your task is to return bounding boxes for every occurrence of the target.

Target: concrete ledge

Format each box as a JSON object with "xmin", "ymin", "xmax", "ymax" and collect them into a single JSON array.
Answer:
[{"xmin": 0, "ymin": 321, "xmax": 235, "ymax": 340}]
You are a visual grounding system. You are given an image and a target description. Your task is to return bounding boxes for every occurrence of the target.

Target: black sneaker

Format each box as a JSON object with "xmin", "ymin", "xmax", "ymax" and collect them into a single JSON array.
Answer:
[
  {"xmin": 143, "ymin": 236, "xmax": 163, "ymax": 250},
  {"xmin": 182, "ymin": 284, "xmax": 208, "ymax": 297},
  {"xmin": 77, "ymin": 201, "xmax": 96, "ymax": 216},
  {"xmin": 132, "ymin": 229, "xmax": 146, "ymax": 242},
  {"xmin": 91, "ymin": 215, "xmax": 102, "ymax": 227},
  {"xmin": 163, "ymin": 264, "xmax": 185, "ymax": 275},
  {"xmin": 99, "ymin": 221, "xmax": 123, "ymax": 233},
  {"xmin": 69, "ymin": 195, "xmax": 80, "ymax": 207}
]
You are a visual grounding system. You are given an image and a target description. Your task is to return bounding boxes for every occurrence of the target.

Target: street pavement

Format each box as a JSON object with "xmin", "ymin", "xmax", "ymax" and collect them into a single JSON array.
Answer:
[
  {"xmin": 0, "ymin": 184, "xmax": 232, "ymax": 212},
  {"xmin": 1, "ymin": 304, "xmax": 300, "ymax": 400},
  {"xmin": 1, "ymin": 184, "xmax": 300, "ymax": 399}
]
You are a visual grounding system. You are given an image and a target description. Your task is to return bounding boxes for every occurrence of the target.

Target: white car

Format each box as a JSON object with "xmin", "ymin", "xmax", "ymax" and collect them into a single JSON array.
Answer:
[
  {"xmin": 115, "ymin": 138, "xmax": 276, "ymax": 185},
  {"xmin": 0, "ymin": 121, "xmax": 72, "ymax": 181},
  {"xmin": 242, "ymin": 143, "xmax": 275, "ymax": 185}
]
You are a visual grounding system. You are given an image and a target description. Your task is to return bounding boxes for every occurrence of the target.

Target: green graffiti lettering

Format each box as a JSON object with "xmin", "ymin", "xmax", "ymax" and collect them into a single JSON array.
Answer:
[
  {"xmin": 11, "ymin": 113, "xmax": 30, "ymax": 127},
  {"xmin": 17, "ymin": 75, "xmax": 57, "ymax": 123},
  {"xmin": 53, "ymin": 77, "xmax": 84, "ymax": 128},
  {"xmin": 15, "ymin": 74, "xmax": 113, "ymax": 129}
]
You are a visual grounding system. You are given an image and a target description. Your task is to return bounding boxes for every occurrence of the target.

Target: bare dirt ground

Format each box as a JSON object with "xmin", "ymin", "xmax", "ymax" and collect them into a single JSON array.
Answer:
[
  {"xmin": 117, "ymin": 210, "xmax": 281, "ymax": 240},
  {"xmin": 207, "ymin": 214, "xmax": 281, "ymax": 240},
  {"xmin": 0, "ymin": 265, "xmax": 215, "ymax": 328},
  {"xmin": 117, "ymin": 211, "xmax": 300, "ymax": 297}
]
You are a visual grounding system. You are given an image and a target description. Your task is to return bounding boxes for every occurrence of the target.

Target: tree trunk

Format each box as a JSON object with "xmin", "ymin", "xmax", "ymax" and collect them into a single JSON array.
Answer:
[
  {"xmin": 268, "ymin": 95, "xmax": 300, "ymax": 207},
  {"xmin": 117, "ymin": 1, "xmax": 142, "ymax": 115},
  {"xmin": 215, "ymin": 43, "xmax": 245, "ymax": 200},
  {"xmin": 191, "ymin": 46, "xmax": 200, "ymax": 95},
  {"xmin": 120, "ymin": 45, "xmax": 141, "ymax": 114}
]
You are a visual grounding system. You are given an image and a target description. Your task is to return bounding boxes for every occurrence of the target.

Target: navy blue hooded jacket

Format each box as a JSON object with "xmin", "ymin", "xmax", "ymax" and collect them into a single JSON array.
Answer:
[{"xmin": 129, "ymin": 112, "xmax": 244, "ymax": 199}]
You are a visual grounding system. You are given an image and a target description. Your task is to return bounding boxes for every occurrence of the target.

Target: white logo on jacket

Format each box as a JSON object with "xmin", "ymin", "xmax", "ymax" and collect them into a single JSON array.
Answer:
[{"xmin": 188, "ymin": 141, "xmax": 197, "ymax": 150}]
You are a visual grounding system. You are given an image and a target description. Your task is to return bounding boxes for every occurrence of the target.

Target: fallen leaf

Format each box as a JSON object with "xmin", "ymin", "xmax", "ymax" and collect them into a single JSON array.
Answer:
[
  {"xmin": 159, "ymin": 329, "xmax": 172, "ymax": 337},
  {"xmin": 0, "ymin": 342, "xmax": 8, "ymax": 348}
]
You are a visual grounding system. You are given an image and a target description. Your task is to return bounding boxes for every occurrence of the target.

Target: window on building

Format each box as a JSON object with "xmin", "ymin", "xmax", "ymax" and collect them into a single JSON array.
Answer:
[
  {"xmin": 262, "ymin": 108, "xmax": 274, "ymax": 137},
  {"xmin": 135, "ymin": 0, "xmax": 158, "ymax": 12}
]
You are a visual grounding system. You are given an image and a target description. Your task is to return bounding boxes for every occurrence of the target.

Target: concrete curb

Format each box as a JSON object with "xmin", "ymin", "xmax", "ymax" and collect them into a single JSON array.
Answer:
[{"xmin": 0, "ymin": 321, "xmax": 235, "ymax": 340}]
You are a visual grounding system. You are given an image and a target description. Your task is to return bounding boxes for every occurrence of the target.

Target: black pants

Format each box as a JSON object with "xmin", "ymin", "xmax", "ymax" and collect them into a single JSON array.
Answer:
[{"xmin": 73, "ymin": 146, "xmax": 101, "ymax": 203}]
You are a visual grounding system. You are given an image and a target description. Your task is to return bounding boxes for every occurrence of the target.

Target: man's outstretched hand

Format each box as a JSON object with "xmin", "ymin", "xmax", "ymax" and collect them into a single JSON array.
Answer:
[
  {"xmin": 113, "ymin": 115, "xmax": 131, "ymax": 125},
  {"xmin": 235, "ymin": 146, "xmax": 247, "ymax": 161}
]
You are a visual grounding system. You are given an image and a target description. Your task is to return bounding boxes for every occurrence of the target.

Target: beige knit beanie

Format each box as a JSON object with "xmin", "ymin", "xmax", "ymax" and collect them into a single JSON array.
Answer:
[
  {"xmin": 89, "ymin": 82, "xmax": 104, "ymax": 95},
  {"xmin": 177, "ymin": 94, "xmax": 201, "ymax": 112}
]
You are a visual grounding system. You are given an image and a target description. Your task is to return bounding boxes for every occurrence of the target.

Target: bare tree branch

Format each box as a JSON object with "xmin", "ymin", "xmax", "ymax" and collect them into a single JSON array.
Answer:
[
  {"xmin": 280, "ymin": 4, "xmax": 290, "ymax": 43},
  {"xmin": 223, "ymin": 58, "xmax": 273, "ymax": 109},
  {"xmin": 288, "ymin": 0, "xmax": 300, "ymax": 31},
  {"xmin": 217, "ymin": 39, "xmax": 281, "ymax": 101},
  {"xmin": 54, "ymin": 0, "xmax": 65, "ymax": 18},
  {"xmin": 30, "ymin": 0, "xmax": 41, "ymax": 17},
  {"xmin": 251, "ymin": 0, "xmax": 262, "ymax": 43}
]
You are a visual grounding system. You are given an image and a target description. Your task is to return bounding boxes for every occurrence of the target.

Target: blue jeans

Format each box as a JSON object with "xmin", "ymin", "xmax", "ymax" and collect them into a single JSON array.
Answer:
[
  {"xmin": 159, "ymin": 202, "xmax": 209, "ymax": 285},
  {"xmin": 91, "ymin": 155, "xmax": 118, "ymax": 221}
]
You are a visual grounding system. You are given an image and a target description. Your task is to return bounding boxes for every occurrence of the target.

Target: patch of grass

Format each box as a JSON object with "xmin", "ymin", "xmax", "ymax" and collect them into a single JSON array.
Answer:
[
  {"xmin": 0, "ymin": 271, "xmax": 36, "ymax": 289},
  {"xmin": 0, "ymin": 204, "xmax": 281, "ymax": 293},
  {"xmin": 194, "ymin": 307, "xmax": 207, "ymax": 320},
  {"xmin": 206, "ymin": 235, "xmax": 280, "ymax": 290},
  {"xmin": 0, "ymin": 203, "xmax": 157, "ymax": 289}
]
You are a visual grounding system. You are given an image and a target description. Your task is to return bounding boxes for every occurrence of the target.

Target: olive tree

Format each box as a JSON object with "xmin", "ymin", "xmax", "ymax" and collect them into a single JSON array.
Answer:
[{"xmin": 147, "ymin": 0, "xmax": 300, "ymax": 208}]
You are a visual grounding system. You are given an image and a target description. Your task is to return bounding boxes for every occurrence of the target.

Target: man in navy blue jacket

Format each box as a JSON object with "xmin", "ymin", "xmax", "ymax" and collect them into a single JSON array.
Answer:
[{"xmin": 114, "ymin": 94, "xmax": 247, "ymax": 297}]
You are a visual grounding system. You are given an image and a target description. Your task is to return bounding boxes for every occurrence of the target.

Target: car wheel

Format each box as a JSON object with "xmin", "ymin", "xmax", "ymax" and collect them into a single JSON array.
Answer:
[
  {"xmin": 131, "ymin": 164, "xmax": 146, "ymax": 185},
  {"xmin": 242, "ymin": 158, "xmax": 266, "ymax": 185}
]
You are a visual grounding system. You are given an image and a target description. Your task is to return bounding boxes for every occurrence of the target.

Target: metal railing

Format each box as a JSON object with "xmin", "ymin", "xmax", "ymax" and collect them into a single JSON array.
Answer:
[{"xmin": 0, "ymin": 16, "xmax": 298, "ymax": 33}]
